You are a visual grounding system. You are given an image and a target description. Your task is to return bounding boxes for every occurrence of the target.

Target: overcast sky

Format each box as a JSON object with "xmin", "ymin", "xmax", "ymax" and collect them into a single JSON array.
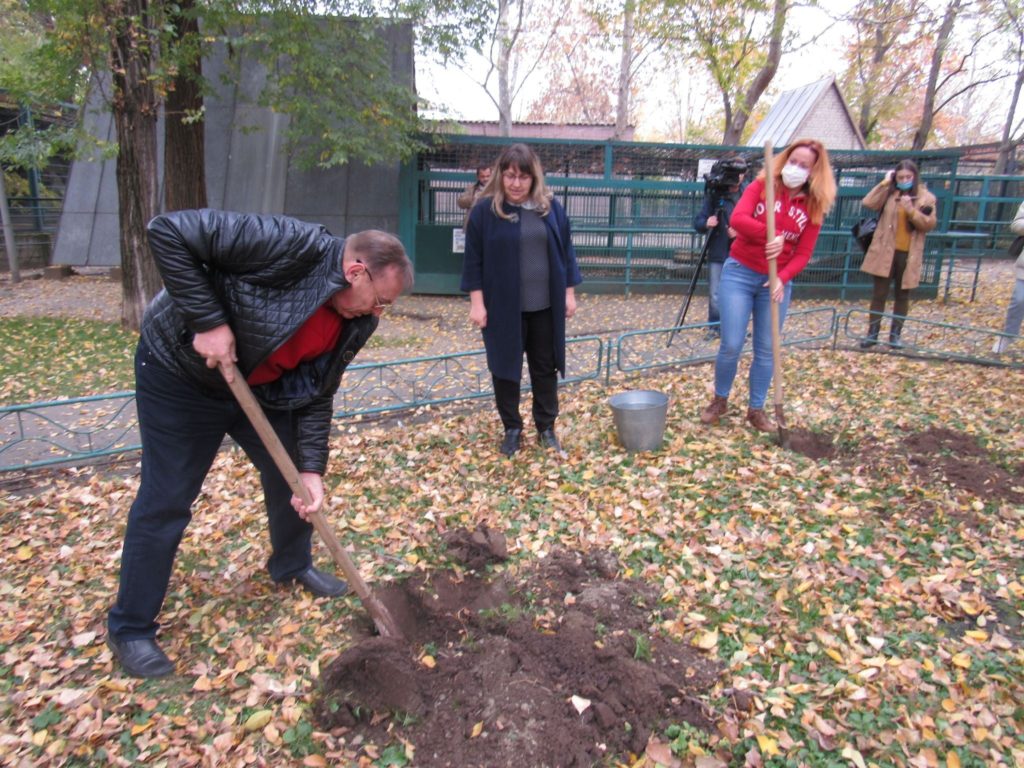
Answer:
[{"xmin": 415, "ymin": 2, "xmax": 853, "ymax": 136}]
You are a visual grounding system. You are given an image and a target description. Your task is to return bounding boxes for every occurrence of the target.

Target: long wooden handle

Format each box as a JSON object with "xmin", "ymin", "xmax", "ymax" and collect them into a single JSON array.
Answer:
[
  {"xmin": 220, "ymin": 364, "xmax": 401, "ymax": 637},
  {"xmin": 763, "ymin": 142, "xmax": 786, "ymax": 422}
]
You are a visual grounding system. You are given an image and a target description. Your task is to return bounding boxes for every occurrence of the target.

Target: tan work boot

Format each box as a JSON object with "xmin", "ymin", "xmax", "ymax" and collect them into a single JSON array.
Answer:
[
  {"xmin": 700, "ymin": 395, "xmax": 729, "ymax": 424},
  {"xmin": 746, "ymin": 407, "xmax": 775, "ymax": 433}
]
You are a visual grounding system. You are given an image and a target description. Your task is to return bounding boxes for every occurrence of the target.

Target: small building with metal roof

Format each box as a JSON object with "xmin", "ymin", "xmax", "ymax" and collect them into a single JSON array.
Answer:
[{"xmin": 747, "ymin": 76, "xmax": 865, "ymax": 150}]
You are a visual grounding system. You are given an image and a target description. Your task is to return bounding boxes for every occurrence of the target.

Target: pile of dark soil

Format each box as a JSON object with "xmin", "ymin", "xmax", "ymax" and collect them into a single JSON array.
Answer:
[
  {"xmin": 783, "ymin": 426, "xmax": 835, "ymax": 459},
  {"xmin": 314, "ymin": 527, "xmax": 722, "ymax": 767},
  {"xmin": 902, "ymin": 427, "xmax": 1024, "ymax": 503}
]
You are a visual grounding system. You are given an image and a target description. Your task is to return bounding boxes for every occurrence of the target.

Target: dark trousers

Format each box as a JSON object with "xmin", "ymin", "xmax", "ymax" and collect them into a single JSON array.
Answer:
[
  {"xmin": 868, "ymin": 249, "xmax": 911, "ymax": 328},
  {"xmin": 107, "ymin": 342, "xmax": 314, "ymax": 641},
  {"xmin": 492, "ymin": 308, "xmax": 559, "ymax": 432}
]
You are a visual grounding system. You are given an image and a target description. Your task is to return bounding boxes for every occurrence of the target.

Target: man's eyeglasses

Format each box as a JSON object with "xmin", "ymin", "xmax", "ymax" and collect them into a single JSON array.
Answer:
[{"xmin": 357, "ymin": 260, "xmax": 392, "ymax": 313}]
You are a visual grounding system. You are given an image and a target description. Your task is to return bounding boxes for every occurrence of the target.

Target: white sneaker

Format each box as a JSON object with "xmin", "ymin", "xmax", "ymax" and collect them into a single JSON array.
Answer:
[{"xmin": 992, "ymin": 337, "xmax": 1008, "ymax": 354}]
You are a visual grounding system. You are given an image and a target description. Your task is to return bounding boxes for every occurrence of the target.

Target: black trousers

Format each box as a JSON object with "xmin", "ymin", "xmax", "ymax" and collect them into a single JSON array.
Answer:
[
  {"xmin": 107, "ymin": 342, "xmax": 314, "ymax": 641},
  {"xmin": 869, "ymin": 249, "xmax": 911, "ymax": 323},
  {"xmin": 492, "ymin": 308, "xmax": 559, "ymax": 432}
]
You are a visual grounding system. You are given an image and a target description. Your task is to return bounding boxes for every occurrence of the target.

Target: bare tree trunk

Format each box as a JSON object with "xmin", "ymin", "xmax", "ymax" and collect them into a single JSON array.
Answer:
[
  {"xmin": 723, "ymin": 0, "xmax": 787, "ymax": 145},
  {"xmin": 615, "ymin": 0, "xmax": 634, "ymax": 138},
  {"xmin": 858, "ymin": 22, "xmax": 889, "ymax": 139},
  {"xmin": 497, "ymin": 0, "xmax": 513, "ymax": 136},
  {"xmin": 996, "ymin": 51, "xmax": 1024, "ymax": 174},
  {"xmin": 164, "ymin": 0, "xmax": 207, "ymax": 212},
  {"xmin": 0, "ymin": 168, "xmax": 20, "ymax": 283},
  {"xmin": 911, "ymin": 0, "xmax": 961, "ymax": 151},
  {"xmin": 110, "ymin": 0, "xmax": 163, "ymax": 331}
]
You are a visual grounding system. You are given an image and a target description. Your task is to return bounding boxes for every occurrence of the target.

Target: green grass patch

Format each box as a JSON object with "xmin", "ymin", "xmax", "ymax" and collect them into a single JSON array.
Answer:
[{"xmin": 0, "ymin": 317, "xmax": 136, "ymax": 404}]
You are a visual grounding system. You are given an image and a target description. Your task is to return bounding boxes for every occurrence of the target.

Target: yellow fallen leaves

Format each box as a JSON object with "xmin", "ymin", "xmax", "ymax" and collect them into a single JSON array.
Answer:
[
  {"xmin": 693, "ymin": 628, "xmax": 718, "ymax": 650},
  {"xmin": 950, "ymin": 652, "xmax": 972, "ymax": 669},
  {"xmin": 841, "ymin": 744, "xmax": 867, "ymax": 768},
  {"xmin": 756, "ymin": 734, "xmax": 780, "ymax": 756},
  {"xmin": 244, "ymin": 710, "xmax": 273, "ymax": 731}
]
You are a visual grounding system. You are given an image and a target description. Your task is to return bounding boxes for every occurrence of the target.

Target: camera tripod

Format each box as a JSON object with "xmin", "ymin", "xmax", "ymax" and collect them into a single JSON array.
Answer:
[{"xmin": 667, "ymin": 206, "xmax": 723, "ymax": 348}]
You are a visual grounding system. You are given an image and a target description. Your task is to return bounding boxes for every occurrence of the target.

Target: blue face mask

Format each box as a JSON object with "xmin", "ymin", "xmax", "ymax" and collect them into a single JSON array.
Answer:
[{"xmin": 895, "ymin": 180, "xmax": 913, "ymax": 191}]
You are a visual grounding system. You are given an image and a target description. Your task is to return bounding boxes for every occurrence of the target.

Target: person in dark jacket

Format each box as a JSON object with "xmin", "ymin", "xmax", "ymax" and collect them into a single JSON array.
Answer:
[
  {"xmin": 106, "ymin": 209, "xmax": 413, "ymax": 678},
  {"xmin": 693, "ymin": 168, "xmax": 745, "ymax": 332},
  {"xmin": 461, "ymin": 143, "xmax": 582, "ymax": 457}
]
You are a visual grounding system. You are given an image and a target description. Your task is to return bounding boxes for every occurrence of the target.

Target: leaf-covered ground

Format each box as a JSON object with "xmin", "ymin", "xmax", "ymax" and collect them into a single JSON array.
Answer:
[{"xmin": 0, "ymin": 264, "xmax": 1022, "ymax": 766}]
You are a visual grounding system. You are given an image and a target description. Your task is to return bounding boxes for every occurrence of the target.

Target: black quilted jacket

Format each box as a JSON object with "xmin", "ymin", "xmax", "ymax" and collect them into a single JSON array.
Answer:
[{"xmin": 140, "ymin": 209, "xmax": 377, "ymax": 474}]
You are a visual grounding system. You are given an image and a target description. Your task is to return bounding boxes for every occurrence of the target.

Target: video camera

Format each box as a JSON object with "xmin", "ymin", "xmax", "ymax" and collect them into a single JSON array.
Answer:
[{"xmin": 703, "ymin": 158, "xmax": 748, "ymax": 195}]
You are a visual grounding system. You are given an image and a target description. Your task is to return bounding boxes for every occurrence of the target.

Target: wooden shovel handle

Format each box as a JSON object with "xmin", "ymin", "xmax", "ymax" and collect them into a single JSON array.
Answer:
[
  {"xmin": 763, "ymin": 142, "xmax": 786, "ymax": 426},
  {"xmin": 219, "ymin": 364, "xmax": 401, "ymax": 637}
]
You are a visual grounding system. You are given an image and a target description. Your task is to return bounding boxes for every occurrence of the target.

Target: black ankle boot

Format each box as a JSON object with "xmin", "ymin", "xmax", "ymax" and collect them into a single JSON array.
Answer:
[
  {"xmin": 860, "ymin": 320, "xmax": 881, "ymax": 349},
  {"xmin": 889, "ymin": 319, "xmax": 905, "ymax": 348},
  {"xmin": 499, "ymin": 428, "xmax": 522, "ymax": 457}
]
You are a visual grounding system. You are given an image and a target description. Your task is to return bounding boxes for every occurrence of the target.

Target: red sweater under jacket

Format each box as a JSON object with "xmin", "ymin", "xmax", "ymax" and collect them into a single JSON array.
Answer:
[
  {"xmin": 728, "ymin": 177, "xmax": 822, "ymax": 285},
  {"xmin": 247, "ymin": 306, "xmax": 344, "ymax": 385}
]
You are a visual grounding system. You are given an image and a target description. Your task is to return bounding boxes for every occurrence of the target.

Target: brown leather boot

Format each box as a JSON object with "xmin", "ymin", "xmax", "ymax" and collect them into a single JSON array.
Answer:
[
  {"xmin": 746, "ymin": 407, "xmax": 775, "ymax": 433},
  {"xmin": 700, "ymin": 395, "xmax": 729, "ymax": 424}
]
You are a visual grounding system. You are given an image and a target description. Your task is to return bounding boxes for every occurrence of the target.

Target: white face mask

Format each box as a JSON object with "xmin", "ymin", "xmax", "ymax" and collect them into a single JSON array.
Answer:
[{"xmin": 781, "ymin": 163, "xmax": 810, "ymax": 189}]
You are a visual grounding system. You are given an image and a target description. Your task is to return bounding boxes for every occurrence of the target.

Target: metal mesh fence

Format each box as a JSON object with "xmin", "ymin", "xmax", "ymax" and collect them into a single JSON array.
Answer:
[{"xmin": 409, "ymin": 136, "xmax": 1022, "ymax": 296}]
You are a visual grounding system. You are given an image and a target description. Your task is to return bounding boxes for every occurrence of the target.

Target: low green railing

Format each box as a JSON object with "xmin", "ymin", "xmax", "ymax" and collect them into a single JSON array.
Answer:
[{"xmin": 2, "ymin": 314, "xmax": 1018, "ymax": 473}]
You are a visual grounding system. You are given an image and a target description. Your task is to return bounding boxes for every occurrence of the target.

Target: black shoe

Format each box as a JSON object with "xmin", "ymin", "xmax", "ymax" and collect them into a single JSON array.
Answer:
[
  {"xmin": 293, "ymin": 566, "xmax": 348, "ymax": 598},
  {"xmin": 538, "ymin": 428, "xmax": 561, "ymax": 452},
  {"xmin": 888, "ymin": 333, "xmax": 904, "ymax": 349},
  {"xmin": 859, "ymin": 336, "xmax": 878, "ymax": 349},
  {"xmin": 500, "ymin": 428, "xmax": 522, "ymax": 457},
  {"xmin": 107, "ymin": 635, "xmax": 174, "ymax": 679}
]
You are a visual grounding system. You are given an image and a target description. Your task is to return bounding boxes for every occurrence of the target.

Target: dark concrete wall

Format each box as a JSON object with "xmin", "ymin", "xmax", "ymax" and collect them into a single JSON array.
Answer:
[{"xmin": 54, "ymin": 23, "xmax": 413, "ymax": 267}]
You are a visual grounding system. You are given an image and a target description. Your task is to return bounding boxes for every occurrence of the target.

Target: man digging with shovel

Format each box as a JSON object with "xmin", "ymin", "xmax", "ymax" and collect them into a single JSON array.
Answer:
[{"xmin": 106, "ymin": 209, "xmax": 413, "ymax": 678}]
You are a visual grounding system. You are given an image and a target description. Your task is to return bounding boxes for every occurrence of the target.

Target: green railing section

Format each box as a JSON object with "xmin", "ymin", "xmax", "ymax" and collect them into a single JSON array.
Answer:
[
  {"xmin": 402, "ymin": 135, "xmax": 1024, "ymax": 297},
  {"xmin": 2, "ymin": 314, "xmax": 1018, "ymax": 473}
]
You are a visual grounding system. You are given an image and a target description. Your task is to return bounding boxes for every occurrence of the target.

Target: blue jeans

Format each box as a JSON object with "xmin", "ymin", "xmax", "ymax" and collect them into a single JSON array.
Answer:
[
  {"xmin": 707, "ymin": 261, "xmax": 723, "ymax": 325},
  {"xmin": 107, "ymin": 342, "xmax": 314, "ymax": 641},
  {"xmin": 713, "ymin": 257, "xmax": 792, "ymax": 409},
  {"xmin": 1001, "ymin": 278, "xmax": 1024, "ymax": 337}
]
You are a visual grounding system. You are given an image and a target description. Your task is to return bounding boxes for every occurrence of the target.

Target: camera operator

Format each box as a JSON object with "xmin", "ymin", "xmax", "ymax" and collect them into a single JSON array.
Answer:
[{"xmin": 693, "ymin": 160, "xmax": 747, "ymax": 335}]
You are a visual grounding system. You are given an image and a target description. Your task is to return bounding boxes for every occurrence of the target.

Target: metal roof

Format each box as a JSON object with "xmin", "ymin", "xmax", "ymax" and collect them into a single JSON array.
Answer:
[{"xmin": 748, "ymin": 76, "xmax": 837, "ymax": 147}]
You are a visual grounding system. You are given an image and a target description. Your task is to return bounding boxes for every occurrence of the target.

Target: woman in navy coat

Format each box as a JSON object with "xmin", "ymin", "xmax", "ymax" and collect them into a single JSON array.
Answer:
[{"xmin": 461, "ymin": 143, "xmax": 582, "ymax": 457}]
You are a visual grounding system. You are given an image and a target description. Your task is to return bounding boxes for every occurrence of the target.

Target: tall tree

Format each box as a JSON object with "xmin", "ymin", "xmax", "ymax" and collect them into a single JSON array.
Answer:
[
  {"xmin": 840, "ymin": 0, "xmax": 928, "ymax": 143},
  {"xmin": 11, "ymin": 0, "xmax": 451, "ymax": 329},
  {"xmin": 995, "ymin": 0, "xmax": 1024, "ymax": 173},
  {"xmin": 912, "ymin": 0, "xmax": 963, "ymax": 149},
  {"xmin": 589, "ymin": 0, "xmax": 666, "ymax": 138},
  {"xmin": 615, "ymin": 0, "xmax": 634, "ymax": 136},
  {"xmin": 451, "ymin": 0, "xmax": 569, "ymax": 134},
  {"xmin": 525, "ymin": 31, "xmax": 616, "ymax": 124},
  {"xmin": 662, "ymin": 0, "xmax": 792, "ymax": 145},
  {"xmin": 107, "ymin": 0, "xmax": 163, "ymax": 329},
  {"xmin": 162, "ymin": 0, "xmax": 207, "ymax": 212}
]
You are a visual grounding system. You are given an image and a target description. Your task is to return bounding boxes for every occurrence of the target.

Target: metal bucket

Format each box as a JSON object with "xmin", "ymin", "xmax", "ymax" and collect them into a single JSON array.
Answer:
[{"xmin": 608, "ymin": 390, "xmax": 669, "ymax": 451}]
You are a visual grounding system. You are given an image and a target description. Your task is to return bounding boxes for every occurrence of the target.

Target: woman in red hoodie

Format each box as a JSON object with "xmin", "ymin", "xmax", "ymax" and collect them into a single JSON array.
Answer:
[{"xmin": 700, "ymin": 138, "xmax": 836, "ymax": 432}]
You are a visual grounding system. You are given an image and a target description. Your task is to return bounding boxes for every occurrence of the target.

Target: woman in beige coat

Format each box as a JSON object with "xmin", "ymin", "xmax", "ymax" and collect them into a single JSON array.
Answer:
[{"xmin": 859, "ymin": 160, "xmax": 937, "ymax": 348}]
